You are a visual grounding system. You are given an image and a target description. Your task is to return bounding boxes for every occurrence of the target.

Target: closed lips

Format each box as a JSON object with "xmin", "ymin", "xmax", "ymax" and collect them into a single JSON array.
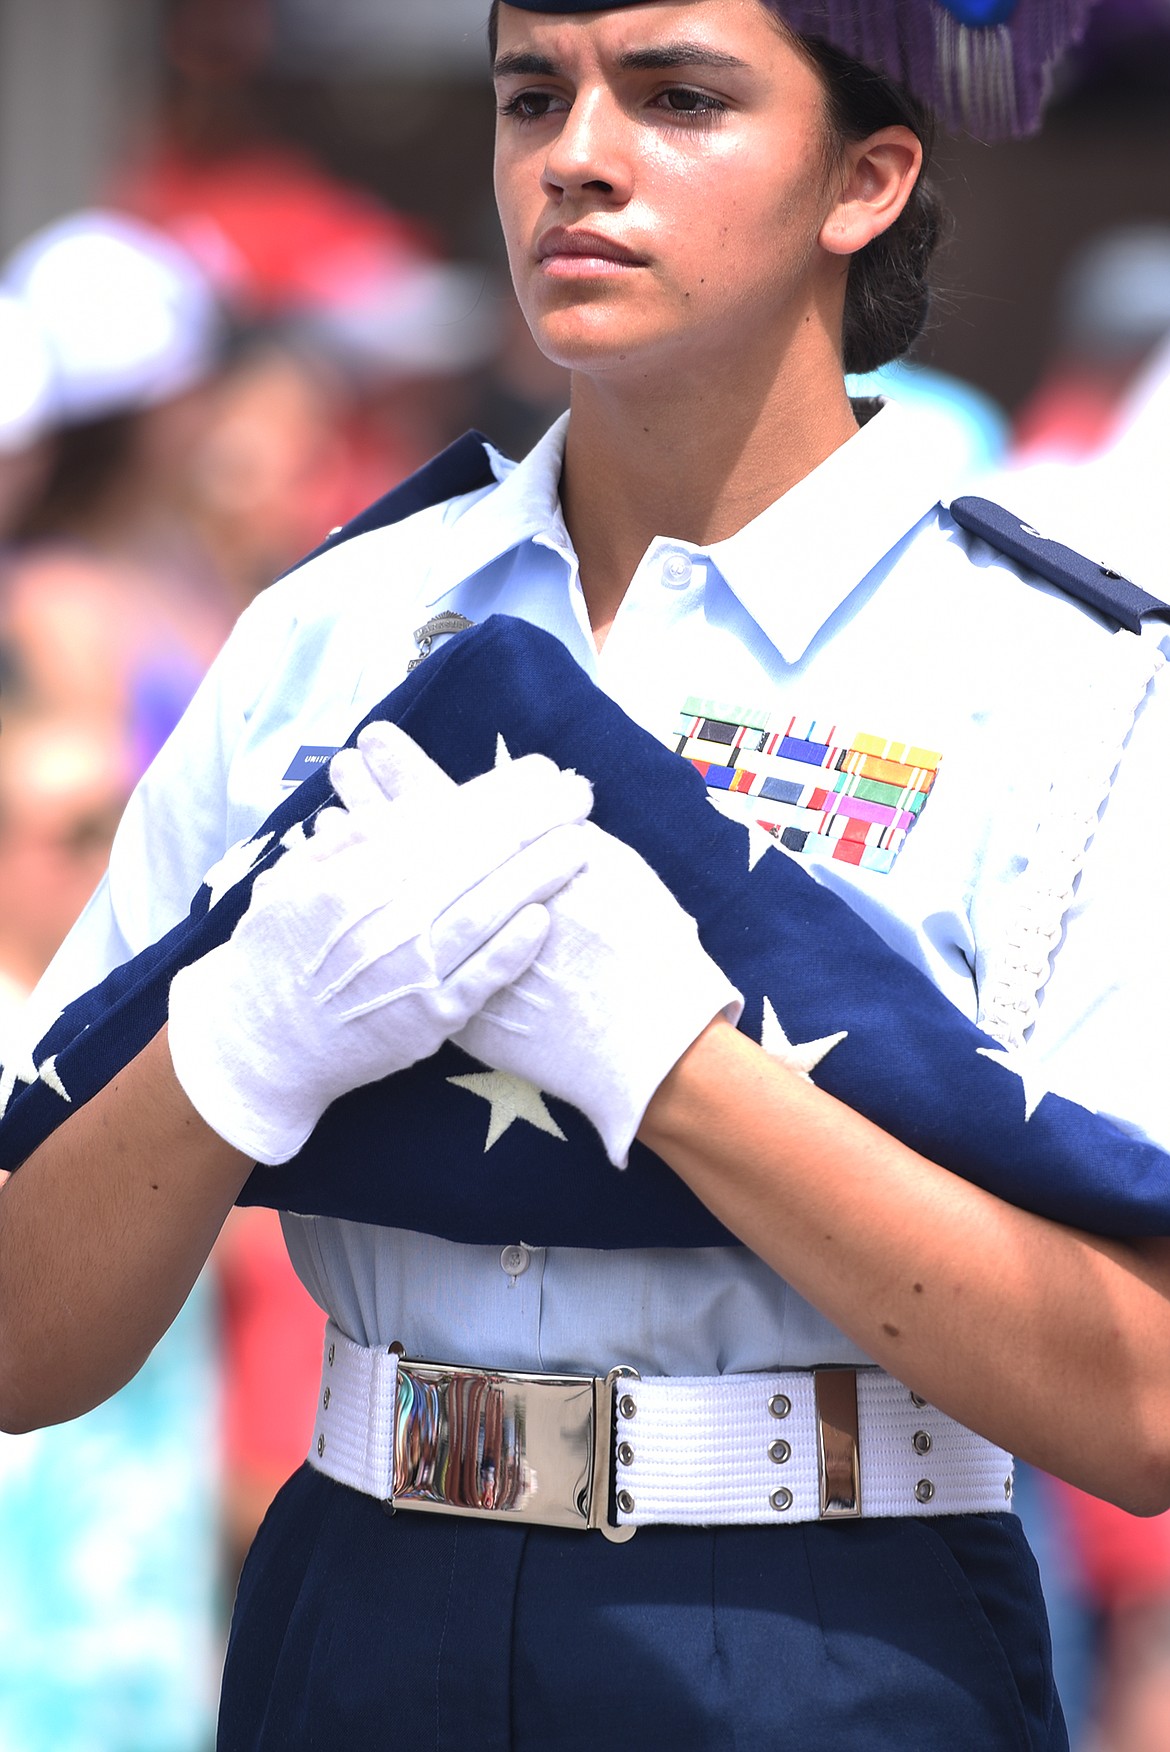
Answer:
[{"xmin": 537, "ymin": 229, "xmax": 646, "ymax": 263}]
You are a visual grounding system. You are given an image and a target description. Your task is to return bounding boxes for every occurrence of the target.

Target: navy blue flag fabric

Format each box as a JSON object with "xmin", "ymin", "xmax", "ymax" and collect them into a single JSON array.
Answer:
[{"xmin": 1, "ymin": 612, "xmax": 1168, "ymax": 1248}]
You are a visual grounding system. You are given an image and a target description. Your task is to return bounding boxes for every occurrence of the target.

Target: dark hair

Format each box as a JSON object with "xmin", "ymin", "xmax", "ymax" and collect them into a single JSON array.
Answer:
[{"xmin": 486, "ymin": 1, "xmax": 944, "ymax": 373}]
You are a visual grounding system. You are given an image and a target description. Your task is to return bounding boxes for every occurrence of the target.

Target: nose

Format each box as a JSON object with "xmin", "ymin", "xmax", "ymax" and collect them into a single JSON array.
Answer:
[{"xmin": 540, "ymin": 87, "xmax": 631, "ymax": 205}]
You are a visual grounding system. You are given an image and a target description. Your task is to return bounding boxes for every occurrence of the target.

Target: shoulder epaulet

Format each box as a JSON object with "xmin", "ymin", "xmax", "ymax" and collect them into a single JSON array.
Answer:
[
  {"xmin": 949, "ymin": 496, "xmax": 1170, "ymax": 636},
  {"xmin": 281, "ymin": 429, "xmax": 500, "ymax": 579}
]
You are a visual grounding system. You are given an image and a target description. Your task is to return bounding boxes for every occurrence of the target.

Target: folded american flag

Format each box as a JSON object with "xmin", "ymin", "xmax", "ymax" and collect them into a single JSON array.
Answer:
[{"xmin": 1, "ymin": 614, "xmax": 1166, "ymax": 1247}]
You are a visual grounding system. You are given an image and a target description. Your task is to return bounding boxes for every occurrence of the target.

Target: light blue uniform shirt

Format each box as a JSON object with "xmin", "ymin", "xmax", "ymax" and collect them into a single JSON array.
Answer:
[{"xmin": 25, "ymin": 404, "xmax": 1170, "ymax": 1379}]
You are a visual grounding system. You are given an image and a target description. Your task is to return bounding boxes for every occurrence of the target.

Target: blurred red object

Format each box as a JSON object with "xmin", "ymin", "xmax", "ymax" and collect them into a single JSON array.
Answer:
[
  {"xmin": 1011, "ymin": 370, "xmax": 1127, "ymax": 463},
  {"xmin": 216, "ymin": 1207, "xmax": 325, "ymax": 1570},
  {"xmin": 1053, "ymin": 1478, "xmax": 1170, "ymax": 1611},
  {"xmin": 116, "ymin": 141, "xmax": 443, "ymax": 319}
]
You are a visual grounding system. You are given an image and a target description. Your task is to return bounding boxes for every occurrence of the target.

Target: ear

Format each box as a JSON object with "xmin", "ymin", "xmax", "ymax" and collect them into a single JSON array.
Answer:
[{"xmin": 819, "ymin": 126, "xmax": 923, "ymax": 258}]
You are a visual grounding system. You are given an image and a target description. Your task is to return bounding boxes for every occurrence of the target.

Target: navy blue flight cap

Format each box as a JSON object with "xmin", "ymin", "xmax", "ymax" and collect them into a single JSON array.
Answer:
[{"xmin": 496, "ymin": 0, "xmax": 1097, "ymax": 140}]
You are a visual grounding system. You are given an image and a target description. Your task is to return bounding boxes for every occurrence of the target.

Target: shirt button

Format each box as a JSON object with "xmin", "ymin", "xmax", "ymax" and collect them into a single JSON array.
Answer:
[
  {"xmin": 661, "ymin": 552, "xmax": 693, "ymax": 589},
  {"xmin": 500, "ymin": 1243, "xmax": 531, "ymax": 1279}
]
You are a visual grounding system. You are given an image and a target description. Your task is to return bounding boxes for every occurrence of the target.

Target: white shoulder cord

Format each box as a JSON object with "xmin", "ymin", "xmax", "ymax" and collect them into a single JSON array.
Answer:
[{"xmin": 977, "ymin": 627, "xmax": 1166, "ymax": 1051}]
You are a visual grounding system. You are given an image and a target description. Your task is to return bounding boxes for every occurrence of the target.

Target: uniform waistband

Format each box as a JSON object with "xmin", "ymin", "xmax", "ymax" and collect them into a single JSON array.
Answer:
[{"xmin": 308, "ymin": 1320, "xmax": 1014, "ymax": 1538}]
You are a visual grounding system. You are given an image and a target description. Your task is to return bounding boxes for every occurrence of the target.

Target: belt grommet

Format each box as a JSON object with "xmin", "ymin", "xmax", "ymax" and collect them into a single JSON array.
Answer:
[
  {"xmin": 1004, "ymin": 1475, "xmax": 1013, "ymax": 1500},
  {"xmin": 769, "ymin": 1439, "xmax": 791, "ymax": 1465},
  {"xmin": 618, "ymin": 1394, "xmax": 638, "ymax": 1420},
  {"xmin": 770, "ymin": 1488, "xmax": 793, "ymax": 1512},
  {"xmin": 909, "ymin": 1391, "xmax": 926, "ymax": 1408},
  {"xmin": 317, "ymin": 1434, "xmax": 326, "ymax": 1459},
  {"xmin": 328, "ymin": 1344, "xmax": 335, "ymax": 1368},
  {"xmin": 323, "ymin": 1387, "xmax": 331, "ymax": 1410},
  {"xmin": 914, "ymin": 1478, "xmax": 935, "ymax": 1504},
  {"xmin": 617, "ymin": 1489, "xmax": 635, "ymax": 1515},
  {"xmin": 769, "ymin": 1393, "xmax": 791, "ymax": 1420},
  {"xmin": 617, "ymin": 1442, "xmax": 635, "ymax": 1466},
  {"xmin": 912, "ymin": 1430, "xmax": 932, "ymax": 1455}
]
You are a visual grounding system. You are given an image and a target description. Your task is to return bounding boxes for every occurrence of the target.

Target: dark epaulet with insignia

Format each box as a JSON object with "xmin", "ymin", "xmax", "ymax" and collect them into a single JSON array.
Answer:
[
  {"xmin": 949, "ymin": 496, "xmax": 1170, "ymax": 636},
  {"xmin": 282, "ymin": 429, "xmax": 499, "ymax": 579}
]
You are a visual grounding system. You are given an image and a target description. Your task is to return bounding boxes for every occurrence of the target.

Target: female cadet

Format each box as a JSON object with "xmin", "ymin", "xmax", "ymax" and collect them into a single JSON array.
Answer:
[{"xmin": 4, "ymin": 1, "xmax": 1170, "ymax": 1747}]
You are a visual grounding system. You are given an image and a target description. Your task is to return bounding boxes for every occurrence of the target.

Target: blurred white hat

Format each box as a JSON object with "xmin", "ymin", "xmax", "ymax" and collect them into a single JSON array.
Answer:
[
  {"xmin": 1061, "ymin": 224, "xmax": 1170, "ymax": 360},
  {"xmin": 2, "ymin": 209, "xmax": 221, "ymax": 425},
  {"xmin": 0, "ymin": 291, "xmax": 55, "ymax": 452},
  {"xmin": 290, "ymin": 259, "xmax": 501, "ymax": 381}
]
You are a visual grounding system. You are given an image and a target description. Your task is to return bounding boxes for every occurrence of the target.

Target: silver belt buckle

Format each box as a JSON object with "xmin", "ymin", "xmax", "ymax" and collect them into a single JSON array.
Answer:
[
  {"xmin": 815, "ymin": 1366, "xmax": 862, "ymax": 1520},
  {"xmin": 391, "ymin": 1353, "xmax": 639, "ymax": 1542}
]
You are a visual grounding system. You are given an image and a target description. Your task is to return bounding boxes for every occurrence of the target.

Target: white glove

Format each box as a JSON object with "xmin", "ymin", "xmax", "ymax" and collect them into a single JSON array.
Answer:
[
  {"xmin": 168, "ymin": 725, "xmax": 593, "ymax": 1164},
  {"xmin": 453, "ymin": 821, "xmax": 743, "ymax": 1166}
]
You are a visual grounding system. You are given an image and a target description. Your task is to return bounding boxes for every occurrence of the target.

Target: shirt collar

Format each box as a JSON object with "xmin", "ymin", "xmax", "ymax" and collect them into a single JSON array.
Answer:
[
  {"xmin": 424, "ymin": 412, "xmax": 573, "ymax": 606},
  {"xmin": 425, "ymin": 401, "xmax": 972, "ymax": 662},
  {"xmin": 705, "ymin": 401, "xmax": 974, "ymax": 665}
]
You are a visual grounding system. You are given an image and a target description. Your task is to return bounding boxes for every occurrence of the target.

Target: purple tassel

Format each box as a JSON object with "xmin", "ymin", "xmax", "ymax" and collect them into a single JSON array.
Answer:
[{"xmin": 770, "ymin": 0, "xmax": 1099, "ymax": 137}]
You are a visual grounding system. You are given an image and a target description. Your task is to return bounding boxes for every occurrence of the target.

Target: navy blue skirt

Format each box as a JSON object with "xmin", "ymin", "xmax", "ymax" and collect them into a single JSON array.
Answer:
[{"xmin": 219, "ymin": 1465, "xmax": 1067, "ymax": 1750}]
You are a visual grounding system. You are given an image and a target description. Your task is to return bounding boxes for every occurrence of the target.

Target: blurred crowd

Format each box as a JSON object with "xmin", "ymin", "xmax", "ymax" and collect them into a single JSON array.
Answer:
[
  {"xmin": 0, "ymin": 2, "xmax": 1167, "ymax": 1748},
  {"xmin": 0, "ymin": 101, "xmax": 568, "ymax": 1752}
]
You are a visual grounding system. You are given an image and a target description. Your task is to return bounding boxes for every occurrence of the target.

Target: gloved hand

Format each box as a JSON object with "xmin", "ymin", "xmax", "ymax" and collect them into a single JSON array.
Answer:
[
  {"xmin": 168, "ymin": 725, "xmax": 593, "ymax": 1164},
  {"xmin": 453, "ymin": 821, "xmax": 744, "ymax": 1166}
]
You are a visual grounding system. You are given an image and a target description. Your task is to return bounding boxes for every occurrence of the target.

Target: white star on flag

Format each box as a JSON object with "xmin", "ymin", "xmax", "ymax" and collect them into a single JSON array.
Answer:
[
  {"xmin": 977, "ymin": 1047, "xmax": 1050, "ymax": 1121},
  {"xmin": 38, "ymin": 1056, "xmax": 71, "ymax": 1104},
  {"xmin": 447, "ymin": 1069, "xmax": 568, "ymax": 1152},
  {"xmin": 705, "ymin": 791, "xmax": 779, "ymax": 872},
  {"xmin": 0, "ymin": 1048, "xmax": 73, "ymax": 1121},
  {"xmin": 760, "ymin": 996, "xmax": 847, "ymax": 1080},
  {"xmin": 203, "ymin": 832, "xmax": 276, "ymax": 909},
  {"xmin": 0, "ymin": 1053, "xmax": 36, "ymax": 1122}
]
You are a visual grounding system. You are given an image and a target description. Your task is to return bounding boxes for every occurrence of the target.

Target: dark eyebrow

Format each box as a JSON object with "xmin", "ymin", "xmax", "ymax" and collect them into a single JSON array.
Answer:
[
  {"xmin": 493, "ymin": 51, "xmax": 558, "ymax": 79},
  {"xmin": 616, "ymin": 44, "xmax": 751, "ymax": 74},
  {"xmin": 493, "ymin": 42, "xmax": 751, "ymax": 80}
]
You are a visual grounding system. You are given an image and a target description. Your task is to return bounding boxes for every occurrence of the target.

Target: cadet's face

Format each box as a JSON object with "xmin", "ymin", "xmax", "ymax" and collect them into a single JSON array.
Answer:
[{"xmin": 493, "ymin": 0, "xmax": 838, "ymax": 378}]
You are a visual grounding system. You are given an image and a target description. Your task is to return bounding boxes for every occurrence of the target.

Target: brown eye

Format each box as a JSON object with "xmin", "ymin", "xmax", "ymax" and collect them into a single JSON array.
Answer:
[
  {"xmin": 500, "ymin": 91, "xmax": 559, "ymax": 122},
  {"xmin": 654, "ymin": 88, "xmax": 727, "ymax": 122}
]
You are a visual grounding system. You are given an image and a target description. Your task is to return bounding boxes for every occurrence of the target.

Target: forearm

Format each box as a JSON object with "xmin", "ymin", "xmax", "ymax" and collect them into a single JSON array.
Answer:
[
  {"xmin": 640, "ymin": 1020, "xmax": 1170, "ymax": 1514},
  {"xmin": 0, "ymin": 1025, "xmax": 253, "ymax": 1432}
]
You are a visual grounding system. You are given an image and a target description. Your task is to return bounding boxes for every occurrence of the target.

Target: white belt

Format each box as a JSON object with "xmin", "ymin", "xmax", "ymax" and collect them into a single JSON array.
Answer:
[{"xmin": 309, "ymin": 1320, "xmax": 1014, "ymax": 1540}]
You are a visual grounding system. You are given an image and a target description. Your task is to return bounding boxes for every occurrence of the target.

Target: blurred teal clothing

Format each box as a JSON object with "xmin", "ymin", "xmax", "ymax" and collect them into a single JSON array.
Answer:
[
  {"xmin": 0, "ymin": 1276, "xmax": 219, "ymax": 1752},
  {"xmin": 847, "ymin": 359, "xmax": 1010, "ymax": 474}
]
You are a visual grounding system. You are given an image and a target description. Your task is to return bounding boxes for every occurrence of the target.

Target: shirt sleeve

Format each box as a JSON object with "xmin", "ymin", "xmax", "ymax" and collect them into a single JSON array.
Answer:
[
  {"xmin": 20, "ymin": 589, "xmax": 299, "ymax": 1047},
  {"xmin": 17, "ymin": 495, "xmax": 454, "ymax": 1051},
  {"xmin": 1023, "ymin": 627, "xmax": 1170, "ymax": 1153}
]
